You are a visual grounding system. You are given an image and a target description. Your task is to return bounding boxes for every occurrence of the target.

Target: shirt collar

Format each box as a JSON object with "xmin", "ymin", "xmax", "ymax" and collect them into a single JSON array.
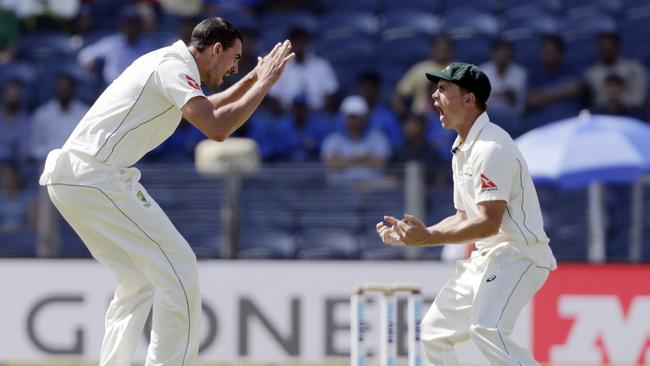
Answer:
[
  {"xmin": 451, "ymin": 111, "xmax": 490, "ymax": 154},
  {"xmin": 173, "ymin": 40, "xmax": 201, "ymax": 80}
]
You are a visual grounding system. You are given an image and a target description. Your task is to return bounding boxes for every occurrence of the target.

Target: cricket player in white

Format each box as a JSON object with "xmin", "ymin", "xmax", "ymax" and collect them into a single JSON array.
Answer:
[
  {"xmin": 377, "ymin": 63, "xmax": 556, "ymax": 365},
  {"xmin": 39, "ymin": 18, "xmax": 294, "ymax": 365}
]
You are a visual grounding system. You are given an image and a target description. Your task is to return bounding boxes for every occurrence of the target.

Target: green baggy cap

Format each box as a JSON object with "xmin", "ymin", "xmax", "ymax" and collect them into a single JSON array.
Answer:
[{"xmin": 426, "ymin": 62, "xmax": 492, "ymax": 103}]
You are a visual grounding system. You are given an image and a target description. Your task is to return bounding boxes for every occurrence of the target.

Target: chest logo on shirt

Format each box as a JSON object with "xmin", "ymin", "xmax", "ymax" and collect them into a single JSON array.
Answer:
[
  {"xmin": 463, "ymin": 166, "xmax": 473, "ymax": 177},
  {"xmin": 480, "ymin": 173, "xmax": 498, "ymax": 192},
  {"xmin": 185, "ymin": 74, "xmax": 200, "ymax": 90},
  {"xmin": 137, "ymin": 190, "xmax": 151, "ymax": 208}
]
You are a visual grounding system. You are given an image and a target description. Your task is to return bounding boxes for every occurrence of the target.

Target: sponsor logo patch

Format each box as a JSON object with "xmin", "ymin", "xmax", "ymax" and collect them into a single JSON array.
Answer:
[{"xmin": 185, "ymin": 74, "xmax": 200, "ymax": 90}]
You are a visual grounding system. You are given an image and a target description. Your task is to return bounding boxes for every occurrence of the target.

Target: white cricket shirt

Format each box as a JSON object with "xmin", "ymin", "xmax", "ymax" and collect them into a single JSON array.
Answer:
[
  {"xmin": 56, "ymin": 40, "xmax": 204, "ymax": 168},
  {"xmin": 451, "ymin": 112, "xmax": 556, "ymax": 269}
]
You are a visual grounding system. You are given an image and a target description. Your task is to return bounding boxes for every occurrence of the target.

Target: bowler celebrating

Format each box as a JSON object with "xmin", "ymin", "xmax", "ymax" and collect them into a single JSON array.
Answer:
[
  {"xmin": 39, "ymin": 18, "xmax": 294, "ymax": 365},
  {"xmin": 377, "ymin": 63, "xmax": 556, "ymax": 365}
]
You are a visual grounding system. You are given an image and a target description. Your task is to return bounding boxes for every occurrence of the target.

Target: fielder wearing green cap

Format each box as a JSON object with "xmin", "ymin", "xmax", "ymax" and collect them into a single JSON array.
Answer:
[{"xmin": 376, "ymin": 62, "xmax": 556, "ymax": 365}]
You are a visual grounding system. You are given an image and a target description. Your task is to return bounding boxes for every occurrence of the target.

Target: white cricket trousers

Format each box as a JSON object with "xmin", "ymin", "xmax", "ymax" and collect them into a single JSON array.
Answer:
[
  {"xmin": 421, "ymin": 246, "xmax": 550, "ymax": 366},
  {"xmin": 43, "ymin": 151, "xmax": 201, "ymax": 366}
]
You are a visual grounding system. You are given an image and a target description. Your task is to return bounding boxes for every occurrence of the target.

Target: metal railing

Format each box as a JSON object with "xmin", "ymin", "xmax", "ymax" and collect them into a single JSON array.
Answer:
[{"xmin": 3, "ymin": 162, "xmax": 648, "ymax": 262}]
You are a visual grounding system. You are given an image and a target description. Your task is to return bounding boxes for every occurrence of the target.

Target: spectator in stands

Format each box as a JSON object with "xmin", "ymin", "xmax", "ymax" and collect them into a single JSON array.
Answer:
[
  {"xmin": 78, "ymin": 6, "xmax": 155, "ymax": 83},
  {"xmin": 525, "ymin": 35, "xmax": 583, "ymax": 131},
  {"xmin": 2, "ymin": 0, "xmax": 79, "ymax": 21},
  {"xmin": 356, "ymin": 71, "xmax": 402, "ymax": 147},
  {"xmin": 480, "ymin": 38, "xmax": 527, "ymax": 136},
  {"xmin": 158, "ymin": 0, "xmax": 202, "ymax": 16},
  {"xmin": 393, "ymin": 35, "xmax": 454, "ymax": 116},
  {"xmin": 584, "ymin": 32, "xmax": 647, "ymax": 113},
  {"xmin": 0, "ymin": 80, "xmax": 31, "ymax": 163},
  {"xmin": 30, "ymin": 73, "xmax": 89, "ymax": 161},
  {"xmin": 425, "ymin": 111, "xmax": 457, "ymax": 164},
  {"xmin": 247, "ymin": 112, "xmax": 277, "ymax": 161},
  {"xmin": 178, "ymin": 16, "xmax": 201, "ymax": 44},
  {"xmin": 322, "ymin": 95, "xmax": 391, "ymax": 186},
  {"xmin": 273, "ymin": 95, "xmax": 331, "ymax": 162},
  {"xmin": 0, "ymin": 7, "xmax": 18, "ymax": 63},
  {"xmin": 0, "ymin": 162, "xmax": 36, "ymax": 232},
  {"xmin": 268, "ymin": 26, "xmax": 339, "ymax": 112},
  {"xmin": 391, "ymin": 113, "xmax": 444, "ymax": 186},
  {"xmin": 593, "ymin": 74, "xmax": 642, "ymax": 118}
]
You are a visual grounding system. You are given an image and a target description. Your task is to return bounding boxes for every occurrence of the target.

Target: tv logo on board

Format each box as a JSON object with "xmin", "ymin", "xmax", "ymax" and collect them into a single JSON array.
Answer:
[
  {"xmin": 533, "ymin": 265, "xmax": 650, "ymax": 365},
  {"xmin": 549, "ymin": 295, "xmax": 650, "ymax": 364}
]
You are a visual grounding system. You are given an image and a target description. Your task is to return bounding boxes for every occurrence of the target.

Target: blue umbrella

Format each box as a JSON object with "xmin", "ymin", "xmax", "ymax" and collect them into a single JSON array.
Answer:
[{"xmin": 516, "ymin": 112, "xmax": 650, "ymax": 187}]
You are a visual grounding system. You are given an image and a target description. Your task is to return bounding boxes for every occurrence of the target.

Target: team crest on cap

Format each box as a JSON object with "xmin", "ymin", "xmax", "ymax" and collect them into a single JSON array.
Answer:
[
  {"xmin": 185, "ymin": 74, "xmax": 200, "ymax": 90},
  {"xmin": 480, "ymin": 173, "xmax": 498, "ymax": 191}
]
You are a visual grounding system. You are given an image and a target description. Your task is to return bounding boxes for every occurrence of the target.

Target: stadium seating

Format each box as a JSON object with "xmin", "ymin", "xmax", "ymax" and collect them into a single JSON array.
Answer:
[
  {"xmin": 441, "ymin": 9, "xmax": 498, "ymax": 64},
  {"xmin": 501, "ymin": 0, "xmax": 562, "ymax": 14},
  {"xmin": 16, "ymin": 32, "xmax": 78, "ymax": 61},
  {"xmin": 499, "ymin": 10, "xmax": 559, "ymax": 65},
  {"xmin": 318, "ymin": 10, "xmax": 379, "ymax": 39},
  {"xmin": 259, "ymin": 10, "xmax": 319, "ymax": 37},
  {"xmin": 5, "ymin": 1, "xmax": 650, "ymax": 264},
  {"xmin": 296, "ymin": 229, "xmax": 359, "ymax": 259},
  {"xmin": 316, "ymin": 0, "xmax": 380, "ymax": 13},
  {"xmin": 442, "ymin": 0, "xmax": 501, "ymax": 13},
  {"xmin": 383, "ymin": 0, "xmax": 441, "ymax": 13},
  {"xmin": 0, "ymin": 62, "xmax": 38, "ymax": 89},
  {"xmin": 562, "ymin": 0, "xmax": 622, "ymax": 16},
  {"xmin": 621, "ymin": 7, "xmax": 650, "ymax": 64},
  {"xmin": 643, "ymin": 186, "xmax": 650, "ymax": 261},
  {"xmin": 239, "ymin": 229, "xmax": 297, "ymax": 259},
  {"xmin": 358, "ymin": 228, "xmax": 407, "ymax": 260},
  {"xmin": 35, "ymin": 61, "xmax": 101, "ymax": 106},
  {"xmin": 560, "ymin": 12, "xmax": 618, "ymax": 68},
  {"xmin": 378, "ymin": 33, "xmax": 432, "ymax": 67},
  {"xmin": 381, "ymin": 10, "xmax": 440, "ymax": 39},
  {"xmin": 57, "ymin": 216, "xmax": 92, "ymax": 258},
  {"xmin": 0, "ymin": 230, "xmax": 37, "ymax": 257},
  {"xmin": 295, "ymin": 185, "xmax": 364, "ymax": 232},
  {"xmin": 537, "ymin": 185, "xmax": 589, "ymax": 261}
]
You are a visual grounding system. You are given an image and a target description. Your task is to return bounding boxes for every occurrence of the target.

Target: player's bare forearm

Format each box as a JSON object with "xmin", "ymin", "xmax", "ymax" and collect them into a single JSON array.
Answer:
[
  {"xmin": 182, "ymin": 81, "xmax": 272, "ymax": 141},
  {"xmin": 209, "ymin": 81, "xmax": 273, "ymax": 139},
  {"xmin": 396, "ymin": 201, "xmax": 505, "ymax": 246},
  {"xmin": 420, "ymin": 201, "xmax": 505, "ymax": 246},
  {"xmin": 429, "ymin": 210, "xmax": 467, "ymax": 232},
  {"xmin": 422, "ymin": 215, "xmax": 499, "ymax": 246},
  {"xmin": 207, "ymin": 70, "xmax": 257, "ymax": 109}
]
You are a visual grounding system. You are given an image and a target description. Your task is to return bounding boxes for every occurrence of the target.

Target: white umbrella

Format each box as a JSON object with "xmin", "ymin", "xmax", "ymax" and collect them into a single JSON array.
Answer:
[
  {"xmin": 516, "ymin": 111, "xmax": 650, "ymax": 187},
  {"xmin": 516, "ymin": 111, "xmax": 650, "ymax": 262}
]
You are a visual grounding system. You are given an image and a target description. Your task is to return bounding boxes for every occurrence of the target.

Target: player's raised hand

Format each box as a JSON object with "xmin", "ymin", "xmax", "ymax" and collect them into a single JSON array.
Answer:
[
  {"xmin": 397, "ymin": 214, "xmax": 432, "ymax": 246},
  {"xmin": 255, "ymin": 40, "xmax": 295, "ymax": 86},
  {"xmin": 376, "ymin": 216, "xmax": 405, "ymax": 246}
]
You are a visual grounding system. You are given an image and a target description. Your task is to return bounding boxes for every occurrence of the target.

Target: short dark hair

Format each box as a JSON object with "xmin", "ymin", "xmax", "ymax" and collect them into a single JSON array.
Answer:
[
  {"xmin": 189, "ymin": 17, "xmax": 243, "ymax": 52},
  {"xmin": 358, "ymin": 71, "xmax": 381, "ymax": 86},
  {"xmin": 598, "ymin": 31, "xmax": 620, "ymax": 45},
  {"xmin": 287, "ymin": 26, "xmax": 309, "ymax": 42},
  {"xmin": 543, "ymin": 34, "xmax": 565, "ymax": 53},
  {"xmin": 404, "ymin": 113, "xmax": 427, "ymax": 126},
  {"xmin": 491, "ymin": 38, "xmax": 512, "ymax": 51}
]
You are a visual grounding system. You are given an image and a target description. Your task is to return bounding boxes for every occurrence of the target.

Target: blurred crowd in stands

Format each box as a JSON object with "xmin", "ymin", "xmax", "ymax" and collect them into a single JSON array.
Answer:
[{"xmin": 1, "ymin": 0, "xmax": 649, "ymax": 260}]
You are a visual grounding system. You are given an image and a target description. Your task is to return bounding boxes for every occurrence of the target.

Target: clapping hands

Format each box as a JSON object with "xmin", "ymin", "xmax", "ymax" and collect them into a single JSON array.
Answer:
[{"xmin": 376, "ymin": 214, "xmax": 431, "ymax": 246}]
